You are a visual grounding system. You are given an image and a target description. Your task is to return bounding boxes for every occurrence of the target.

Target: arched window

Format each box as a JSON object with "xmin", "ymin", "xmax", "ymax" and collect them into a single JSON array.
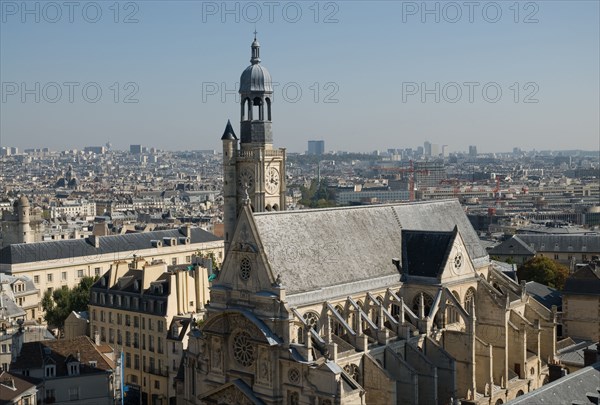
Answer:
[
  {"xmin": 391, "ymin": 302, "xmax": 401, "ymax": 321},
  {"xmin": 412, "ymin": 292, "xmax": 434, "ymax": 316},
  {"xmin": 253, "ymin": 97, "xmax": 263, "ymax": 121},
  {"xmin": 245, "ymin": 98, "xmax": 252, "ymax": 120},
  {"xmin": 303, "ymin": 311, "xmax": 319, "ymax": 332},
  {"xmin": 446, "ymin": 291, "xmax": 461, "ymax": 324},
  {"xmin": 464, "ymin": 287, "xmax": 476, "ymax": 313},
  {"xmin": 265, "ymin": 97, "xmax": 272, "ymax": 121},
  {"xmin": 331, "ymin": 305, "xmax": 344, "ymax": 336}
]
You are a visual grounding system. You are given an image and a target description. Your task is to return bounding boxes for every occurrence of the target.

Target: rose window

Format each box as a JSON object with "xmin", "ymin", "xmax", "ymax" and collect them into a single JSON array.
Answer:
[
  {"xmin": 232, "ymin": 332, "xmax": 254, "ymax": 367},
  {"xmin": 454, "ymin": 252, "xmax": 463, "ymax": 269}
]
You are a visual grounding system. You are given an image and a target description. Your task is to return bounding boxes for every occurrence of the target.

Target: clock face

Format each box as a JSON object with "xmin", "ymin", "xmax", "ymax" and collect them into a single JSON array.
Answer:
[
  {"xmin": 238, "ymin": 167, "xmax": 254, "ymax": 191},
  {"xmin": 265, "ymin": 167, "xmax": 280, "ymax": 194}
]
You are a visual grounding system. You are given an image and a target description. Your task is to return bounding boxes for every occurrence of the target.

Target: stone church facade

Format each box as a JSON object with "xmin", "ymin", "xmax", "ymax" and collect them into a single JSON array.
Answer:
[{"xmin": 179, "ymin": 37, "xmax": 557, "ymax": 405}]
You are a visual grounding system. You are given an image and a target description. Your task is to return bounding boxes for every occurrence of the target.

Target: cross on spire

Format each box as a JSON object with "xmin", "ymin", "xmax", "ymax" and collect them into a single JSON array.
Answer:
[{"xmin": 253, "ymin": 27, "xmax": 258, "ymax": 40}]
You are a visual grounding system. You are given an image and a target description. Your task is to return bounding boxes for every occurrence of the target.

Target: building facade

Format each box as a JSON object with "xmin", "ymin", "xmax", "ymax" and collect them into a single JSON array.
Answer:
[
  {"xmin": 10, "ymin": 336, "xmax": 116, "ymax": 404},
  {"xmin": 307, "ymin": 141, "xmax": 325, "ymax": 156},
  {"xmin": 0, "ymin": 226, "xmax": 222, "ymax": 324},
  {"xmin": 89, "ymin": 258, "xmax": 212, "ymax": 405},
  {"xmin": 561, "ymin": 261, "xmax": 600, "ymax": 342}
]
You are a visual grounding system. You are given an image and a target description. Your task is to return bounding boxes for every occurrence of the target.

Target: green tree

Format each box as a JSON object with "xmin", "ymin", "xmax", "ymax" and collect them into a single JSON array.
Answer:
[
  {"xmin": 517, "ymin": 256, "xmax": 569, "ymax": 290},
  {"xmin": 42, "ymin": 276, "xmax": 97, "ymax": 330},
  {"xmin": 299, "ymin": 178, "xmax": 336, "ymax": 208}
]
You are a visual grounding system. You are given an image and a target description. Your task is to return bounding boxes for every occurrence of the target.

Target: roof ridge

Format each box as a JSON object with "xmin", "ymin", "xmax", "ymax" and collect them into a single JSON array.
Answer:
[{"xmin": 253, "ymin": 199, "xmax": 461, "ymax": 216}]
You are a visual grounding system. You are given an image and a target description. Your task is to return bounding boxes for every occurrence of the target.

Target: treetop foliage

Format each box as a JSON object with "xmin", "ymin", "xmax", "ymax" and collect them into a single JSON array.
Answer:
[
  {"xmin": 517, "ymin": 256, "xmax": 569, "ymax": 290},
  {"xmin": 42, "ymin": 276, "xmax": 97, "ymax": 330}
]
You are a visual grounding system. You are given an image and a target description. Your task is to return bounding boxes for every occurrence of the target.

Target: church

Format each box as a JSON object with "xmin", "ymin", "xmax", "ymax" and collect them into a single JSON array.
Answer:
[{"xmin": 180, "ymin": 37, "xmax": 558, "ymax": 405}]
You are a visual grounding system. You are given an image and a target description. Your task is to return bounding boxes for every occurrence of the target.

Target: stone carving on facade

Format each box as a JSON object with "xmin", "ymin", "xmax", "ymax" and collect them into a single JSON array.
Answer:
[
  {"xmin": 211, "ymin": 337, "xmax": 224, "ymax": 372},
  {"xmin": 209, "ymin": 386, "xmax": 253, "ymax": 405},
  {"xmin": 258, "ymin": 348, "xmax": 272, "ymax": 385}
]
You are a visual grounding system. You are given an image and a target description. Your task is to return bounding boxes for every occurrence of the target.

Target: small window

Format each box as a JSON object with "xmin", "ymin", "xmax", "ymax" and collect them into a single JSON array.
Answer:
[
  {"xmin": 68, "ymin": 387, "xmax": 79, "ymax": 401},
  {"xmin": 154, "ymin": 380, "xmax": 160, "ymax": 389},
  {"xmin": 94, "ymin": 267, "xmax": 101, "ymax": 276},
  {"xmin": 47, "ymin": 274, "xmax": 53, "ymax": 282},
  {"xmin": 77, "ymin": 269, "xmax": 84, "ymax": 278},
  {"xmin": 34, "ymin": 275, "xmax": 39, "ymax": 284},
  {"xmin": 171, "ymin": 258, "xmax": 177, "ymax": 265},
  {"xmin": 61, "ymin": 272, "xmax": 67, "ymax": 281},
  {"xmin": 69, "ymin": 363, "xmax": 79, "ymax": 376},
  {"xmin": 45, "ymin": 365, "xmax": 56, "ymax": 377}
]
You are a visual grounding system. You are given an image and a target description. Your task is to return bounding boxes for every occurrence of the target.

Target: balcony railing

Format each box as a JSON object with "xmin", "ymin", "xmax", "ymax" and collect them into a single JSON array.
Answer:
[{"xmin": 143, "ymin": 365, "xmax": 168, "ymax": 377}]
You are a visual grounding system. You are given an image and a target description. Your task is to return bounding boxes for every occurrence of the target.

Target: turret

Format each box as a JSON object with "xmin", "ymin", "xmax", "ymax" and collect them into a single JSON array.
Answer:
[
  {"xmin": 221, "ymin": 120, "xmax": 238, "ymax": 253},
  {"xmin": 17, "ymin": 196, "xmax": 32, "ymax": 243}
]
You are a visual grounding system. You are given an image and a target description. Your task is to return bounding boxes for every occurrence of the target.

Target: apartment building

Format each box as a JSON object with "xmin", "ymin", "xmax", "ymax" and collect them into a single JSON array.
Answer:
[
  {"xmin": 10, "ymin": 336, "xmax": 116, "ymax": 404},
  {"xmin": 89, "ymin": 258, "xmax": 211, "ymax": 405},
  {"xmin": 0, "ymin": 226, "xmax": 222, "ymax": 324}
]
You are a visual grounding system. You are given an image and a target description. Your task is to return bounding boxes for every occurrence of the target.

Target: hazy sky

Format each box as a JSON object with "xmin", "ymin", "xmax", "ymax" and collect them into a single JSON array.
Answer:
[{"xmin": 1, "ymin": 1, "xmax": 598, "ymax": 153}]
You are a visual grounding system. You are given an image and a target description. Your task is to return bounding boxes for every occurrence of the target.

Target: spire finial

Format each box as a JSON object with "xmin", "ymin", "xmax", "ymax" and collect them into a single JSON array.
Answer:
[{"xmin": 250, "ymin": 31, "xmax": 261, "ymax": 64}]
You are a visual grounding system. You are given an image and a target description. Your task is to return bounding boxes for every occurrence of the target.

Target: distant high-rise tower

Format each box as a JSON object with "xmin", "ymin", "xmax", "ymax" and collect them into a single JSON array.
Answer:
[
  {"xmin": 221, "ymin": 35, "xmax": 286, "ymax": 253},
  {"xmin": 469, "ymin": 145, "xmax": 478, "ymax": 157},
  {"xmin": 307, "ymin": 140, "xmax": 325, "ymax": 155},
  {"xmin": 424, "ymin": 141, "xmax": 432, "ymax": 157},
  {"xmin": 130, "ymin": 144, "xmax": 142, "ymax": 154}
]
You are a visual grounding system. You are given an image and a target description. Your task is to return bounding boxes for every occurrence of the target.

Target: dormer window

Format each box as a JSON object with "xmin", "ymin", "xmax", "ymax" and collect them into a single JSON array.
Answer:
[
  {"xmin": 45, "ymin": 365, "xmax": 56, "ymax": 378},
  {"xmin": 68, "ymin": 362, "xmax": 79, "ymax": 376}
]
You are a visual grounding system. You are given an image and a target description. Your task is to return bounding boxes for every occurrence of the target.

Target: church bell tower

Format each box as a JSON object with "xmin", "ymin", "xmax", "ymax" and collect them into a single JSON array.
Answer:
[{"xmin": 221, "ymin": 35, "xmax": 286, "ymax": 253}]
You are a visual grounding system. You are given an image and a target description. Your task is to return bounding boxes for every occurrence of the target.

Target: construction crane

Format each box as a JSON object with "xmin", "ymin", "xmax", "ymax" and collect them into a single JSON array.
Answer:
[{"xmin": 371, "ymin": 160, "xmax": 429, "ymax": 201}]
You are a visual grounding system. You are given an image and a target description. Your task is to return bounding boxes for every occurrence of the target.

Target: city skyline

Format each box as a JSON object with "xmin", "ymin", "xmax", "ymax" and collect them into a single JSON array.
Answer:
[{"xmin": 1, "ymin": 1, "xmax": 599, "ymax": 153}]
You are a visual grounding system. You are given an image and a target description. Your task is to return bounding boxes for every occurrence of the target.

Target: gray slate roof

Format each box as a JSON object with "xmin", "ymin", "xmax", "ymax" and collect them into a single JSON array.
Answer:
[
  {"xmin": 488, "ymin": 236, "xmax": 537, "ymax": 256},
  {"xmin": 525, "ymin": 281, "xmax": 562, "ymax": 309},
  {"xmin": 563, "ymin": 263, "xmax": 600, "ymax": 296},
  {"xmin": 507, "ymin": 362, "xmax": 600, "ymax": 404},
  {"xmin": 517, "ymin": 234, "xmax": 600, "ymax": 253},
  {"xmin": 557, "ymin": 340, "xmax": 599, "ymax": 367},
  {"xmin": 0, "ymin": 228, "xmax": 221, "ymax": 265},
  {"xmin": 252, "ymin": 200, "xmax": 487, "ymax": 295}
]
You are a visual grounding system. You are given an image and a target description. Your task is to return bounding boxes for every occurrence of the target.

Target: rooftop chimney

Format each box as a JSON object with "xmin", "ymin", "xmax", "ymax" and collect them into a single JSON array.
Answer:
[
  {"xmin": 583, "ymin": 343, "xmax": 599, "ymax": 367},
  {"xmin": 87, "ymin": 234, "xmax": 100, "ymax": 248}
]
